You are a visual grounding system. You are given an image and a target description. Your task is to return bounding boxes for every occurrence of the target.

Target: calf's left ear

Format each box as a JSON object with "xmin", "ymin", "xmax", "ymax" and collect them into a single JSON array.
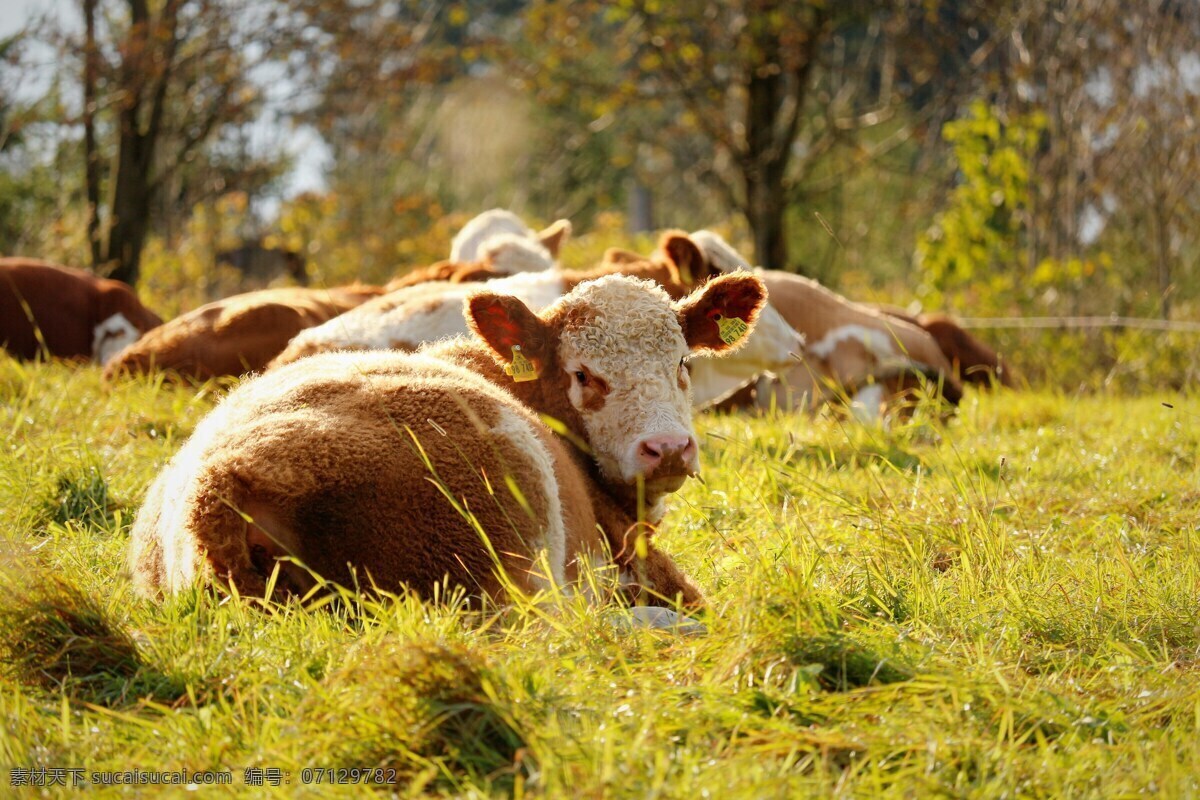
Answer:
[
  {"xmin": 676, "ymin": 272, "xmax": 768, "ymax": 354},
  {"xmin": 466, "ymin": 292, "xmax": 553, "ymax": 374}
]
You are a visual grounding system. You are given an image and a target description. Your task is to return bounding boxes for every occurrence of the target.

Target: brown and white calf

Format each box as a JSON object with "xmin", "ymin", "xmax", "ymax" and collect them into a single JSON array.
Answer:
[
  {"xmin": 127, "ymin": 273, "xmax": 768, "ymax": 608},
  {"xmin": 0, "ymin": 258, "xmax": 162, "ymax": 364},
  {"xmin": 384, "ymin": 227, "xmax": 570, "ymax": 292},
  {"xmin": 679, "ymin": 233, "xmax": 962, "ymax": 419},
  {"xmin": 449, "ymin": 208, "xmax": 571, "ymax": 266},
  {"xmin": 270, "ymin": 232, "xmax": 805, "ymax": 397},
  {"xmin": 103, "ymin": 285, "xmax": 383, "ymax": 382}
]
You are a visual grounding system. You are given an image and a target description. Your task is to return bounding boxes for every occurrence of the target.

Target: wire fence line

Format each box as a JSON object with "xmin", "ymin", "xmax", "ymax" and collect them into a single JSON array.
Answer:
[{"xmin": 957, "ymin": 316, "xmax": 1200, "ymax": 332}]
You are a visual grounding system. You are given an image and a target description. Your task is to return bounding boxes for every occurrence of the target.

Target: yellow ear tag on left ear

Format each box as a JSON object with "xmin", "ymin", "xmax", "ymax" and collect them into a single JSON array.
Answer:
[
  {"xmin": 714, "ymin": 314, "xmax": 749, "ymax": 345},
  {"xmin": 504, "ymin": 345, "xmax": 539, "ymax": 382}
]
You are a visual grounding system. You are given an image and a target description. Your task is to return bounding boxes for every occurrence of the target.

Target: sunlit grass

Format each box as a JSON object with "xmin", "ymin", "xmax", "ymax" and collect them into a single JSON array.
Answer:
[{"xmin": 1, "ymin": 358, "xmax": 1198, "ymax": 797}]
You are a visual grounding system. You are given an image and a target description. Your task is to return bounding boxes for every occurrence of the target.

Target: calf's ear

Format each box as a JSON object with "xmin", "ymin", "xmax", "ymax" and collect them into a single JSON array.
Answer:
[
  {"xmin": 602, "ymin": 247, "xmax": 646, "ymax": 266},
  {"xmin": 676, "ymin": 272, "xmax": 768, "ymax": 354},
  {"xmin": 659, "ymin": 232, "xmax": 711, "ymax": 288},
  {"xmin": 466, "ymin": 292, "xmax": 553, "ymax": 371},
  {"xmin": 537, "ymin": 219, "xmax": 572, "ymax": 258}
]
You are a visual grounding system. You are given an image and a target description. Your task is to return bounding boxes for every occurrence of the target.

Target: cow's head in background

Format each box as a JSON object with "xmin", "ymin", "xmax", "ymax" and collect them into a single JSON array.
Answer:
[{"xmin": 604, "ymin": 230, "xmax": 807, "ymax": 408}]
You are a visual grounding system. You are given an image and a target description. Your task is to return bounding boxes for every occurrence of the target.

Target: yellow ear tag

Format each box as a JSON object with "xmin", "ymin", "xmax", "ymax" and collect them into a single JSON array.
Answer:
[
  {"xmin": 714, "ymin": 314, "xmax": 749, "ymax": 345},
  {"xmin": 504, "ymin": 345, "xmax": 539, "ymax": 382}
]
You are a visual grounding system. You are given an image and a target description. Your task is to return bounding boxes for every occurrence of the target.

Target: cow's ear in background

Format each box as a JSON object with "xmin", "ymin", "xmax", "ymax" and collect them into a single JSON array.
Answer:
[
  {"xmin": 601, "ymin": 247, "xmax": 646, "ymax": 266},
  {"xmin": 676, "ymin": 272, "xmax": 768, "ymax": 354},
  {"xmin": 536, "ymin": 219, "xmax": 572, "ymax": 258},
  {"xmin": 466, "ymin": 292, "xmax": 554, "ymax": 377},
  {"xmin": 659, "ymin": 233, "xmax": 710, "ymax": 288}
]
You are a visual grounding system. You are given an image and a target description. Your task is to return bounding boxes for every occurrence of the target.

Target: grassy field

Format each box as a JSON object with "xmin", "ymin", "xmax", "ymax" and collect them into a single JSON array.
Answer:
[{"xmin": 1, "ymin": 358, "xmax": 1198, "ymax": 797}]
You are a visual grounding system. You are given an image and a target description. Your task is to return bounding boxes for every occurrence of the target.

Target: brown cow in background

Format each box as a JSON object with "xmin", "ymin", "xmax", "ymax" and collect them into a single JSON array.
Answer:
[
  {"xmin": 0, "ymin": 258, "xmax": 162, "ymax": 364},
  {"xmin": 873, "ymin": 305, "xmax": 1015, "ymax": 388},
  {"xmin": 103, "ymin": 285, "xmax": 383, "ymax": 382},
  {"xmin": 216, "ymin": 244, "xmax": 308, "ymax": 287}
]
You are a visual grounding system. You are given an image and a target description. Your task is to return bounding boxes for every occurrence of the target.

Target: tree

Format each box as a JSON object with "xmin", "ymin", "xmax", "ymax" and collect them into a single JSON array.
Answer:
[
  {"xmin": 521, "ymin": 0, "xmax": 997, "ymax": 271},
  {"xmin": 75, "ymin": 0, "xmax": 292, "ymax": 285},
  {"xmin": 988, "ymin": 0, "xmax": 1200, "ymax": 317},
  {"xmin": 1093, "ymin": 0, "xmax": 1200, "ymax": 318}
]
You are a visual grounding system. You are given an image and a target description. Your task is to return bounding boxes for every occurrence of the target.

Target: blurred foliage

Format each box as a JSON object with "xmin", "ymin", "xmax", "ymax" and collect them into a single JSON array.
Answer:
[
  {"xmin": 916, "ymin": 102, "xmax": 1044, "ymax": 312},
  {"xmin": 0, "ymin": 0, "xmax": 1196, "ymax": 385}
]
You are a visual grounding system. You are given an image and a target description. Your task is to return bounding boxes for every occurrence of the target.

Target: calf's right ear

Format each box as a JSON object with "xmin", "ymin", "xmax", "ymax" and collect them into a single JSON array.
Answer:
[{"xmin": 466, "ymin": 292, "xmax": 553, "ymax": 374}]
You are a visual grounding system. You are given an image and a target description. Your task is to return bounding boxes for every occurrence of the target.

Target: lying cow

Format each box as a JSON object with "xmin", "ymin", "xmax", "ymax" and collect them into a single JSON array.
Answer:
[
  {"xmin": 102, "ymin": 285, "xmax": 383, "ymax": 382},
  {"xmin": 449, "ymin": 208, "xmax": 571, "ymax": 264},
  {"xmin": 384, "ymin": 222, "xmax": 571, "ymax": 292},
  {"xmin": 0, "ymin": 258, "xmax": 162, "ymax": 364},
  {"xmin": 874, "ymin": 306, "xmax": 1015, "ymax": 388},
  {"xmin": 269, "ymin": 232, "xmax": 804, "ymax": 404},
  {"xmin": 664, "ymin": 233, "xmax": 962, "ymax": 419},
  {"xmin": 127, "ymin": 272, "xmax": 768, "ymax": 608}
]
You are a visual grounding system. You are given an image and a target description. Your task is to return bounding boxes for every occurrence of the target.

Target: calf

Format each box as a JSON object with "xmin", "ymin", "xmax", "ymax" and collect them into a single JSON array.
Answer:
[
  {"xmin": 270, "ymin": 232, "xmax": 805, "ymax": 398},
  {"xmin": 127, "ymin": 273, "xmax": 768, "ymax": 607},
  {"xmin": 679, "ymin": 233, "xmax": 962, "ymax": 419},
  {"xmin": 384, "ymin": 232, "xmax": 565, "ymax": 292},
  {"xmin": 0, "ymin": 258, "xmax": 162, "ymax": 364},
  {"xmin": 450, "ymin": 208, "xmax": 571, "ymax": 265},
  {"xmin": 103, "ymin": 285, "xmax": 383, "ymax": 382}
]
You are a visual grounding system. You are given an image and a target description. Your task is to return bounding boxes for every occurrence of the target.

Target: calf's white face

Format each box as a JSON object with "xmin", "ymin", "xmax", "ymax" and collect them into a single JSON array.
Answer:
[
  {"xmin": 555, "ymin": 277, "xmax": 698, "ymax": 489},
  {"xmin": 92, "ymin": 312, "xmax": 140, "ymax": 364},
  {"xmin": 468, "ymin": 272, "xmax": 768, "ymax": 494}
]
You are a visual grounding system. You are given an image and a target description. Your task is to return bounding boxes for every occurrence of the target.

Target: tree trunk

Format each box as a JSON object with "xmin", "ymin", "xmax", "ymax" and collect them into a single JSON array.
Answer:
[
  {"xmin": 102, "ymin": 113, "xmax": 153, "ymax": 286},
  {"xmin": 83, "ymin": 0, "xmax": 102, "ymax": 271},
  {"xmin": 743, "ymin": 57, "xmax": 789, "ymax": 270},
  {"xmin": 736, "ymin": 2, "xmax": 822, "ymax": 273},
  {"xmin": 628, "ymin": 180, "xmax": 653, "ymax": 233},
  {"xmin": 104, "ymin": 145, "xmax": 152, "ymax": 286},
  {"xmin": 745, "ymin": 172, "xmax": 789, "ymax": 271},
  {"xmin": 100, "ymin": 0, "xmax": 178, "ymax": 286}
]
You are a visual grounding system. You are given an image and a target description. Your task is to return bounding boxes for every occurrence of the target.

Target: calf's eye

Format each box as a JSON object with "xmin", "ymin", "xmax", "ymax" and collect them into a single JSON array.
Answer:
[{"xmin": 575, "ymin": 370, "xmax": 588, "ymax": 385}]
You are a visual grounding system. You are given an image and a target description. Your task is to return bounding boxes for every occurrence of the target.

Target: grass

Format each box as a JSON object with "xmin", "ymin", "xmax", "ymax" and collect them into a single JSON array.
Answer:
[{"xmin": 1, "ymin": 357, "xmax": 1198, "ymax": 797}]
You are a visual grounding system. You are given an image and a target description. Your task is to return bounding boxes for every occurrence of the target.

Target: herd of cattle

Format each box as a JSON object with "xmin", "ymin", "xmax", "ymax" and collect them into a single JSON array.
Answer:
[{"xmin": 2, "ymin": 211, "xmax": 1013, "ymax": 617}]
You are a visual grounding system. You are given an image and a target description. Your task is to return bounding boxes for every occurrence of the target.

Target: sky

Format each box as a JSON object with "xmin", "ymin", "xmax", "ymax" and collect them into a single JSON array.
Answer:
[{"xmin": 0, "ymin": 0, "xmax": 70, "ymax": 39}]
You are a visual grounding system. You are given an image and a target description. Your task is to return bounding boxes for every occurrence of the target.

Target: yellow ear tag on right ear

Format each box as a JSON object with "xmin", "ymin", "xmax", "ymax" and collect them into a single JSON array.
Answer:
[
  {"xmin": 714, "ymin": 314, "xmax": 748, "ymax": 345},
  {"xmin": 504, "ymin": 345, "xmax": 539, "ymax": 382}
]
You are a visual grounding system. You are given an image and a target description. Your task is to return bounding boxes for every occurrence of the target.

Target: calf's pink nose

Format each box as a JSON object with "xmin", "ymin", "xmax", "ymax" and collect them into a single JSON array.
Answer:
[{"xmin": 636, "ymin": 435, "xmax": 697, "ymax": 474}]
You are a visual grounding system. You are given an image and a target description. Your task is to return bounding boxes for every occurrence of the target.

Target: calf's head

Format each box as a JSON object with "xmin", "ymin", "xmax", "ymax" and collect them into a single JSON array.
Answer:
[
  {"xmin": 92, "ymin": 281, "xmax": 163, "ymax": 365},
  {"xmin": 468, "ymin": 273, "xmax": 767, "ymax": 493}
]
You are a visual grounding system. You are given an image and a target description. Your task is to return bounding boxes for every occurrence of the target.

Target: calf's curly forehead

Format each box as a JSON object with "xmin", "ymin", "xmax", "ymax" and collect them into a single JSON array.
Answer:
[{"xmin": 550, "ymin": 276, "xmax": 686, "ymax": 358}]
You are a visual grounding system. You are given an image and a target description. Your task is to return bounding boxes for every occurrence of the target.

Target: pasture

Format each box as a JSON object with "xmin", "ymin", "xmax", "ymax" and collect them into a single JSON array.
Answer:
[{"xmin": 2, "ymin": 358, "xmax": 1197, "ymax": 797}]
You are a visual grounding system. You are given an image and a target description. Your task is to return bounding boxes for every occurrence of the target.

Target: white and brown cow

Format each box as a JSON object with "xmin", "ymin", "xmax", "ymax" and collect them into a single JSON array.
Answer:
[
  {"xmin": 269, "ymin": 232, "xmax": 806, "ymax": 399},
  {"xmin": 383, "ymin": 226, "xmax": 570, "ymax": 292},
  {"xmin": 127, "ymin": 273, "xmax": 768, "ymax": 609},
  {"xmin": 449, "ymin": 208, "xmax": 571, "ymax": 266},
  {"xmin": 0, "ymin": 258, "xmax": 162, "ymax": 364},
  {"xmin": 874, "ymin": 306, "xmax": 1016, "ymax": 388},
  {"xmin": 676, "ymin": 232, "xmax": 963, "ymax": 419}
]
